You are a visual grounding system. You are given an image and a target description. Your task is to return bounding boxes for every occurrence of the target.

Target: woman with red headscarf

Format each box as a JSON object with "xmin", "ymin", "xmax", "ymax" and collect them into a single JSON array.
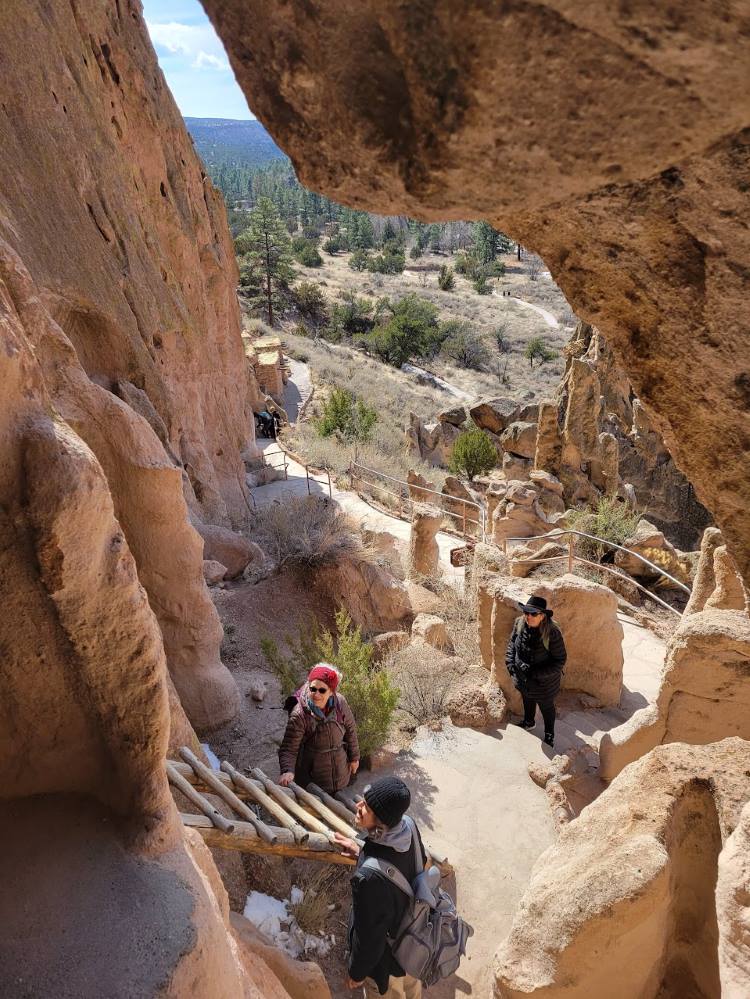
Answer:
[{"xmin": 278, "ymin": 663, "xmax": 360, "ymax": 794}]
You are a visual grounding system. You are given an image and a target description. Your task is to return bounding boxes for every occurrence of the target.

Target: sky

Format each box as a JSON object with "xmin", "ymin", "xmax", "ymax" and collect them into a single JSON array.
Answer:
[{"xmin": 143, "ymin": 0, "xmax": 254, "ymax": 119}]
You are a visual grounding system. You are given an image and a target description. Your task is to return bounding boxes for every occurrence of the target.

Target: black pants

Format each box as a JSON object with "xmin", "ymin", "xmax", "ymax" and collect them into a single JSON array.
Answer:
[{"xmin": 521, "ymin": 694, "xmax": 555, "ymax": 735}]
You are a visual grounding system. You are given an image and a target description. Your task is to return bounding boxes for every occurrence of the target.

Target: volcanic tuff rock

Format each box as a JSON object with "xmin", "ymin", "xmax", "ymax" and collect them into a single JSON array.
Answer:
[
  {"xmin": 202, "ymin": 0, "xmax": 749, "ymax": 584},
  {"xmin": 494, "ymin": 739, "xmax": 750, "ymax": 998},
  {"xmin": 0, "ymin": 1, "xmax": 274, "ymax": 994}
]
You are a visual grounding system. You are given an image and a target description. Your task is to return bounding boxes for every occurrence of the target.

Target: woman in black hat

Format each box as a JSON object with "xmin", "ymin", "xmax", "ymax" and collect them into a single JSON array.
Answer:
[{"xmin": 505, "ymin": 595, "xmax": 567, "ymax": 746}]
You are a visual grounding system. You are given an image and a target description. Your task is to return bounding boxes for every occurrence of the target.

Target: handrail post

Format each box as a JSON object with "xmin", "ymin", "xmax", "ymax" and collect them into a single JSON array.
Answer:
[
  {"xmin": 502, "ymin": 537, "xmax": 507, "ymax": 555},
  {"xmin": 462, "ymin": 501, "xmax": 467, "ymax": 538},
  {"xmin": 567, "ymin": 534, "xmax": 574, "ymax": 573},
  {"xmin": 326, "ymin": 468, "xmax": 332, "ymax": 499},
  {"xmin": 306, "ymin": 467, "xmax": 311, "ymax": 495}
]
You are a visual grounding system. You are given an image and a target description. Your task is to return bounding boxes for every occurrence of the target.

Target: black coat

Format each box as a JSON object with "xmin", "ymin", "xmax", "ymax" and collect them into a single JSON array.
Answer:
[
  {"xmin": 347, "ymin": 822, "xmax": 427, "ymax": 994},
  {"xmin": 505, "ymin": 616, "xmax": 567, "ymax": 704}
]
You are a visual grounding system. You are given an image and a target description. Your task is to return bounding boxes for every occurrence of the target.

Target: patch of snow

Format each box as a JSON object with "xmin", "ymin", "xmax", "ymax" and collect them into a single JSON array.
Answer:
[
  {"xmin": 200, "ymin": 743, "xmax": 221, "ymax": 771},
  {"xmin": 242, "ymin": 889, "xmax": 334, "ymax": 959}
]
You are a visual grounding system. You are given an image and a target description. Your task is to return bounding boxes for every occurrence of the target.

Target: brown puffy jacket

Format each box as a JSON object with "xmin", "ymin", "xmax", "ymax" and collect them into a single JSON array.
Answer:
[{"xmin": 278, "ymin": 690, "xmax": 359, "ymax": 794}]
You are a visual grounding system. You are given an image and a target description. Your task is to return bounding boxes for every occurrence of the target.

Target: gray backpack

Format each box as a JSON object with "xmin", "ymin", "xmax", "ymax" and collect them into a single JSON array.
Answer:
[{"xmin": 361, "ymin": 817, "xmax": 473, "ymax": 987}]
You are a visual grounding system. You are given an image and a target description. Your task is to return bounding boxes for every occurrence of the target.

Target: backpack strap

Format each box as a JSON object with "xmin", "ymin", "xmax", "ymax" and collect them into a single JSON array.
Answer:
[
  {"xmin": 360, "ymin": 857, "xmax": 414, "ymax": 899},
  {"xmin": 403, "ymin": 816, "xmax": 424, "ymax": 876}
]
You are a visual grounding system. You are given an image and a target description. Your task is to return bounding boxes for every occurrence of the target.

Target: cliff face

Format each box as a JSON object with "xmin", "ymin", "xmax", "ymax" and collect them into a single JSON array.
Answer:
[
  {"xmin": 203, "ymin": 0, "xmax": 750, "ymax": 587},
  {"xmin": 0, "ymin": 0, "xmax": 257, "ymax": 734},
  {"xmin": 0, "ymin": 0, "xmax": 268, "ymax": 991},
  {"xmin": 0, "ymin": 0, "xmax": 252, "ymax": 528}
]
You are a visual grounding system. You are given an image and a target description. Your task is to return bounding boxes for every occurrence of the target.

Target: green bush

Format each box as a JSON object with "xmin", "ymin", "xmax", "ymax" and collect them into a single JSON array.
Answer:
[
  {"xmin": 367, "ymin": 250, "xmax": 405, "ymax": 275},
  {"xmin": 294, "ymin": 281, "xmax": 327, "ymax": 325},
  {"xmin": 472, "ymin": 271, "xmax": 491, "ymax": 295},
  {"xmin": 365, "ymin": 294, "xmax": 440, "ymax": 367},
  {"xmin": 322, "ymin": 237, "xmax": 341, "ymax": 255},
  {"xmin": 349, "ymin": 248, "xmax": 370, "ymax": 271},
  {"xmin": 409, "ymin": 244, "xmax": 423, "ymax": 260},
  {"xmin": 440, "ymin": 324, "xmax": 489, "ymax": 369},
  {"xmin": 318, "ymin": 387, "xmax": 378, "ymax": 442},
  {"xmin": 437, "ymin": 265, "xmax": 455, "ymax": 291},
  {"xmin": 566, "ymin": 497, "xmax": 641, "ymax": 562},
  {"xmin": 524, "ymin": 335, "xmax": 556, "ymax": 366},
  {"xmin": 291, "ymin": 236, "xmax": 323, "ymax": 268},
  {"xmin": 449, "ymin": 428, "xmax": 498, "ymax": 481},
  {"xmin": 262, "ymin": 611, "xmax": 399, "ymax": 760},
  {"xmin": 319, "ymin": 611, "xmax": 400, "ymax": 761}
]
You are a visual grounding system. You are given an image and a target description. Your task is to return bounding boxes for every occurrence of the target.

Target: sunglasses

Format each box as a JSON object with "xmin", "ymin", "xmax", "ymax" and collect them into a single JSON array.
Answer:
[
  {"xmin": 309, "ymin": 685, "xmax": 329, "ymax": 694},
  {"xmin": 524, "ymin": 611, "xmax": 543, "ymax": 617}
]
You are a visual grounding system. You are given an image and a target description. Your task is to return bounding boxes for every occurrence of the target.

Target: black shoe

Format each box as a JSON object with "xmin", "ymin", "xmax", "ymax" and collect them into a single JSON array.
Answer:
[
  {"xmin": 544, "ymin": 732, "xmax": 554, "ymax": 747},
  {"xmin": 515, "ymin": 719, "xmax": 535, "ymax": 729}
]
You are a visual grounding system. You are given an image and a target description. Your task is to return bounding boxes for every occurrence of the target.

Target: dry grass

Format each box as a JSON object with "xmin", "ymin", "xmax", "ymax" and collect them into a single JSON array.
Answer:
[
  {"xmin": 386, "ymin": 643, "xmax": 454, "ymax": 727},
  {"xmin": 289, "ymin": 866, "xmax": 344, "ymax": 935},
  {"xmin": 250, "ymin": 495, "xmax": 370, "ymax": 572},
  {"xmin": 290, "ymin": 247, "xmax": 573, "ymax": 399}
]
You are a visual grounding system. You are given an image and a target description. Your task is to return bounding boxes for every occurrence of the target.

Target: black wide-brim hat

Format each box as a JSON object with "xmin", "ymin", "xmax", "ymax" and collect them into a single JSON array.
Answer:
[{"xmin": 517, "ymin": 595, "xmax": 553, "ymax": 616}]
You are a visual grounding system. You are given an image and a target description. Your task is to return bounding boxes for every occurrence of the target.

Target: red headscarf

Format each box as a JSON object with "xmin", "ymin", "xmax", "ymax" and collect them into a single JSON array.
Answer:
[{"xmin": 308, "ymin": 663, "xmax": 339, "ymax": 693}]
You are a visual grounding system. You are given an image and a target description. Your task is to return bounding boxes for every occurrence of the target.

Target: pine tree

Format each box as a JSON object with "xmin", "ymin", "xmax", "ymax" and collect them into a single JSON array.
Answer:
[
  {"xmin": 235, "ymin": 197, "xmax": 294, "ymax": 326},
  {"xmin": 472, "ymin": 221, "xmax": 499, "ymax": 265}
]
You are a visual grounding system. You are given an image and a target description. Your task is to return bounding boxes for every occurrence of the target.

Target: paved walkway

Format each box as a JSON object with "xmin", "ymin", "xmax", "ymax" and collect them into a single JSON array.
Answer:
[{"xmin": 254, "ymin": 439, "xmax": 465, "ymax": 582}]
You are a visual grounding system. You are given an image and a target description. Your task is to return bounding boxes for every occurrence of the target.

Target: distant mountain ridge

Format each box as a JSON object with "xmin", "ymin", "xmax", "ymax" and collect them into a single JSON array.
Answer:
[{"xmin": 184, "ymin": 117, "xmax": 286, "ymax": 170}]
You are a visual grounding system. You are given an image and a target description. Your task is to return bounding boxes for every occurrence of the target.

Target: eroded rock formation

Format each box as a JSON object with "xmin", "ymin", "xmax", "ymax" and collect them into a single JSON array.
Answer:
[
  {"xmin": 203, "ymin": 0, "xmax": 750, "ymax": 586},
  {"xmin": 0, "ymin": 1, "xmax": 276, "ymax": 994},
  {"xmin": 494, "ymin": 739, "xmax": 750, "ymax": 998}
]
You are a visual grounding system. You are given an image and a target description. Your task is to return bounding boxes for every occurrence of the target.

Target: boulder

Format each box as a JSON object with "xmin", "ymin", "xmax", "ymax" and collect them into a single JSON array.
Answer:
[
  {"xmin": 501, "ymin": 452, "xmax": 532, "ymax": 481},
  {"xmin": 411, "ymin": 613, "xmax": 452, "ymax": 651},
  {"xmin": 599, "ymin": 608, "xmax": 750, "ymax": 780},
  {"xmin": 510, "ymin": 541, "xmax": 568, "ymax": 578},
  {"xmin": 371, "ymin": 631, "xmax": 411, "ymax": 662},
  {"xmin": 683, "ymin": 526, "xmax": 724, "ymax": 615},
  {"xmin": 406, "ymin": 468, "xmax": 435, "ymax": 502},
  {"xmin": 444, "ymin": 666, "xmax": 506, "ymax": 728},
  {"xmin": 505, "ymin": 481, "xmax": 537, "ymax": 506},
  {"xmin": 529, "ymin": 468, "xmax": 564, "ymax": 495},
  {"xmin": 492, "ymin": 498, "xmax": 549, "ymax": 545},
  {"xmin": 317, "ymin": 559, "xmax": 412, "ymax": 634},
  {"xmin": 363, "ymin": 529, "xmax": 405, "ymax": 580},
  {"xmin": 195, "ymin": 522, "xmax": 262, "ymax": 579},
  {"xmin": 494, "ymin": 740, "xmax": 750, "ymax": 998},
  {"xmin": 203, "ymin": 559, "xmax": 228, "ymax": 585},
  {"xmin": 469, "ymin": 397, "xmax": 522, "ymax": 435},
  {"xmin": 406, "ymin": 582, "xmax": 444, "ymax": 616},
  {"xmin": 437, "ymin": 404, "xmax": 467, "ymax": 426},
  {"xmin": 499, "ymin": 421, "xmax": 537, "ymax": 459}
]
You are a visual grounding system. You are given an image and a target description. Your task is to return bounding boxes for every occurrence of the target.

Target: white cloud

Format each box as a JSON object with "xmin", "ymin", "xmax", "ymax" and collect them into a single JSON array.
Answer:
[{"xmin": 146, "ymin": 20, "xmax": 230, "ymax": 71}]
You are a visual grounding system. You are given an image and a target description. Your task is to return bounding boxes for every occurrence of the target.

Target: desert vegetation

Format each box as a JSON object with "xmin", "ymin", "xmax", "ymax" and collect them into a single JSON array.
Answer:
[{"xmin": 261, "ymin": 609, "xmax": 399, "ymax": 760}]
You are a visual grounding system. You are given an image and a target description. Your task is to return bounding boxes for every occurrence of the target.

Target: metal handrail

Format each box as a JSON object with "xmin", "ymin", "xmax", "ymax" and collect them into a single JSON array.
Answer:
[
  {"xmin": 512, "ymin": 553, "xmax": 683, "ymax": 616},
  {"xmin": 505, "ymin": 528, "xmax": 691, "ymax": 594},
  {"xmin": 350, "ymin": 460, "xmax": 487, "ymax": 541}
]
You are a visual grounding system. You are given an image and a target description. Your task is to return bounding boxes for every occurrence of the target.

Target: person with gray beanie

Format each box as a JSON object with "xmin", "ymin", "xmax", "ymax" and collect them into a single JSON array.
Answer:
[{"xmin": 333, "ymin": 776, "xmax": 426, "ymax": 998}]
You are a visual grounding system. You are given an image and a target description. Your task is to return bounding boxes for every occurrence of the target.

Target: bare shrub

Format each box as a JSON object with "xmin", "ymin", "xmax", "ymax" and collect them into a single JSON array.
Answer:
[
  {"xmin": 388, "ymin": 644, "xmax": 453, "ymax": 726},
  {"xmin": 251, "ymin": 495, "xmax": 370, "ymax": 572}
]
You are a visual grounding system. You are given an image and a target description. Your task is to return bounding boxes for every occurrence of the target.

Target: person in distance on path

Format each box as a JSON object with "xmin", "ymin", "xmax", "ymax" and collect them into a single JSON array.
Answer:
[
  {"xmin": 334, "ymin": 777, "xmax": 426, "ymax": 999},
  {"xmin": 505, "ymin": 594, "xmax": 567, "ymax": 747}
]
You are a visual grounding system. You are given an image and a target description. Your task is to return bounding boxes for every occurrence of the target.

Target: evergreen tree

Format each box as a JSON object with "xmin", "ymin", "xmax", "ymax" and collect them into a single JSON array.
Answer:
[
  {"xmin": 472, "ymin": 221, "xmax": 499, "ymax": 265},
  {"xmin": 235, "ymin": 197, "xmax": 294, "ymax": 325}
]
